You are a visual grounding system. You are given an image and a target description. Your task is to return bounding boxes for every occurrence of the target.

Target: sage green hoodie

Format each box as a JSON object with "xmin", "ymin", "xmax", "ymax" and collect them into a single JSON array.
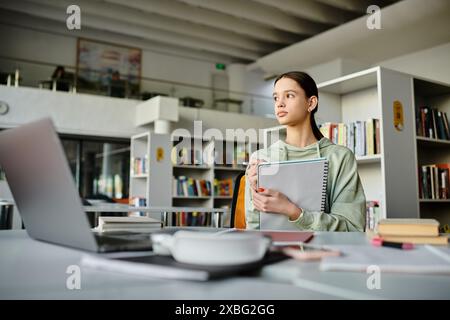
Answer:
[{"xmin": 245, "ymin": 137, "xmax": 366, "ymax": 231}]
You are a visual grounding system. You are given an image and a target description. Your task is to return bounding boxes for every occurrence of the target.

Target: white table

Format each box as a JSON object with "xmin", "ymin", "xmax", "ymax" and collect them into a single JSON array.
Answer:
[{"xmin": 0, "ymin": 230, "xmax": 449, "ymax": 299}]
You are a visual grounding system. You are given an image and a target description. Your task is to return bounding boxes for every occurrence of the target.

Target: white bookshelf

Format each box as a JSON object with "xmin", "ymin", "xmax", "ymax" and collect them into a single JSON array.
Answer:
[
  {"xmin": 129, "ymin": 131, "xmax": 172, "ymax": 207},
  {"xmin": 413, "ymin": 76, "xmax": 450, "ymax": 226},
  {"xmin": 263, "ymin": 67, "xmax": 421, "ymax": 221},
  {"xmin": 169, "ymin": 134, "xmax": 255, "ymax": 223}
]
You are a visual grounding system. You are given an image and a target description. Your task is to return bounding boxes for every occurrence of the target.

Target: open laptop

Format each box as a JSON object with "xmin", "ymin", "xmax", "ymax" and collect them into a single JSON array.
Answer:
[{"xmin": 0, "ymin": 118, "xmax": 154, "ymax": 252}]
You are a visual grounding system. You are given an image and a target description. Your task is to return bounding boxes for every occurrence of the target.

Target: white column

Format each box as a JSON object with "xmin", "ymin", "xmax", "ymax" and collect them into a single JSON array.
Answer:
[
  {"xmin": 154, "ymin": 119, "xmax": 171, "ymax": 134},
  {"xmin": 227, "ymin": 63, "xmax": 246, "ymax": 113}
]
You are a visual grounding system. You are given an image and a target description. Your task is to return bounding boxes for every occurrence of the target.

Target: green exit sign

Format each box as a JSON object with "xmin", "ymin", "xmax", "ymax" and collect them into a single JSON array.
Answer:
[{"xmin": 215, "ymin": 63, "xmax": 226, "ymax": 70}]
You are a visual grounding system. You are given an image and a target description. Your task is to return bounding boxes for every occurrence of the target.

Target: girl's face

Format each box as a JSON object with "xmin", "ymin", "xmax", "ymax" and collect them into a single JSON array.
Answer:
[{"xmin": 273, "ymin": 77, "xmax": 313, "ymax": 126}]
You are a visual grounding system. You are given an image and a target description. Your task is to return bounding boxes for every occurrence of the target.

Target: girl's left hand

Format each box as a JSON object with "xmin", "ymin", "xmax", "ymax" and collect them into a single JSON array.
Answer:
[{"xmin": 252, "ymin": 188, "xmax": 301, "ymax": 220}]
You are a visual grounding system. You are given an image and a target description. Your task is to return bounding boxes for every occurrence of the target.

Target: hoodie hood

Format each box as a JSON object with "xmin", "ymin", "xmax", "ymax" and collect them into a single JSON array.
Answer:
[{"xmin": 264, "ymin": 137, "xmax": 334, "ymax": 161}]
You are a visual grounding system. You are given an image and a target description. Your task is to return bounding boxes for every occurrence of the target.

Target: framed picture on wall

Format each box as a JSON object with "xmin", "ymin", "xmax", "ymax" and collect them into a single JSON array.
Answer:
[{"xmin": 76, "ymin": 38, "xmax": 142, "ymax": 97}]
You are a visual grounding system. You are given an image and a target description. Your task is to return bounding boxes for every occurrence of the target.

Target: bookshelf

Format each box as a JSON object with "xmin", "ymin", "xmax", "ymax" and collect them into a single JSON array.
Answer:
[
  {"xmin": 263, "ymin": 67, "xmax": 420, "ymax": 224},
  {"xmin": 129, "ymin": 131, "xmax": 172, "ymax": 207},
  {"xmin": 169, "ymin": 134, "xmax": 259, "ymax": 226},
  {"xmin": 413, "ymin": 77, "xmax": 450, "ymax": 226}
]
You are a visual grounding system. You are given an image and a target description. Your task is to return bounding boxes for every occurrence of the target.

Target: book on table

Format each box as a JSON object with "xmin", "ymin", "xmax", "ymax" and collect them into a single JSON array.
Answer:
[
  {"xmin": 374, "ymin": 218, "xmax": 448, "ymax": 245},
  {"xmin": 95, "ymin": 216, "xmax": 162, "ymax": 233}
]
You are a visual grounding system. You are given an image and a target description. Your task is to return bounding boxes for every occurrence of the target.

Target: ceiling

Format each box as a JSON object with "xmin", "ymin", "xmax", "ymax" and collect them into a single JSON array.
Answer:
[
  {"xmin": 252, "ymin": 0, "xmax": 450, "ymax": 74},
  {"xmin": 0, "ymin": 0, "xmax": 400, "ymax": 63}
]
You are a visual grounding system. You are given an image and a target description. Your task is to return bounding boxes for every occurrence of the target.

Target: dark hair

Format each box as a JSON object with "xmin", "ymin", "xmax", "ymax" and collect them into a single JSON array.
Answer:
[
  {"xmin": 274, "ymin": 71, "xmax": 323, "ymax": 140},
  {"xmin": 52, "ymin": 65, "xmax": 65, "ymax": 79}
]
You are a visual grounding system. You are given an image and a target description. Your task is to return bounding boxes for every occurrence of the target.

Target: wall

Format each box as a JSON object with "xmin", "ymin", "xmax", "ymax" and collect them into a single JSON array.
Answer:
[
  {"xmin": 377, "ymin": 42, "xmax": 450, "ymax": 85},
  {"xmin": 0, "ymin": 86, "xmax": 142, "ymax": 138},
  {"xmin": 0, "ymin": 23, "xmax": 277, "ymax": 114},
  {"xmin": 227, "ymin": 64, "xmax": 273, "ymax": 117},
  {"xmin": 0, "ymin": 24, "xmax": 218, "ymax": 106}
]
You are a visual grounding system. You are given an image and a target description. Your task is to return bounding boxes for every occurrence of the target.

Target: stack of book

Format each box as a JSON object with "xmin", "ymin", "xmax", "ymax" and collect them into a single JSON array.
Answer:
[
  {"xmin": 95, "ymin": 216, "xmax": 161, "ymax": 233},
  {"xmin": 416, "ymin": 106, "xmax": 450, "ymax": 140},
  {"xmin": 374, "ymin": 218, "xmax": 448, "ymax": 245}
]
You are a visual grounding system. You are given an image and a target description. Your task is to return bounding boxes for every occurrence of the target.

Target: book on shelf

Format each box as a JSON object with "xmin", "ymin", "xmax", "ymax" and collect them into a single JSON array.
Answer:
[
  {"xmin": 213, "ymin": 178, "xmax": 233, "ymax": 197},
  {"xmin": 319, "ymin": 118, "xmax": 380, "ymax": 157},
  {"xmin": 418, "ymin": 163, "xmax": 449, "ymax": 200},
  {"xmin": 176, "ymin": 138, "xmax": 204, "ymax": 165},
  {"xmin": 94, "ymin": 216, "xmax": 161, "ymax": 233},
  {"xmin": 173, "ymin": 176, "xmax": 212, "ymax": 197},
  {"xmin": 131, "ymin": 156, "xmax": 148, "ymax": 175},
  {"xmin": 130, "ymin": 197, "xmax": 147, "ymax": 207},
  {"xmin": 172, "ymin": 211, "xmax": 213, "ymax": 227},
  {"xmin": 416, "ymin": 106, "xmax": 450, "ymax": 140},
  {"xmin": 235, "ymin": 144, "xmax": 249, "ymax": 166},
  {"xmin": 214, "ymin": 142, "xmax": 249, "ymax": 168},
  {"xmin": 365, "ymin": 200, "xmax": 381, "ymax": 232}
]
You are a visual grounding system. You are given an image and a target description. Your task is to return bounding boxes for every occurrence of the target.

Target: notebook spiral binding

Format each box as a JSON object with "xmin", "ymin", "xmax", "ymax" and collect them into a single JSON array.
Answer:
[{"xmin": 321, "ymin": 161, "xmax": 329, "ymax": 213}]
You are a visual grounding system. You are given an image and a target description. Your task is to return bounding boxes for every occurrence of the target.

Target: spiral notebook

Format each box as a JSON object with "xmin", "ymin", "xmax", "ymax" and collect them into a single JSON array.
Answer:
[{"xmin": 257, "ymin": 158, "xmax": 328, "ymax": 230}]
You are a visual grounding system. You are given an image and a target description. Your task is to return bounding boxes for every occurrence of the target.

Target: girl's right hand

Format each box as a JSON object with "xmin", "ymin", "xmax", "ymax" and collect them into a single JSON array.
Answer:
[{"xmin": 246, "ymin": 159, "xmax": 265, "ymax": 192}]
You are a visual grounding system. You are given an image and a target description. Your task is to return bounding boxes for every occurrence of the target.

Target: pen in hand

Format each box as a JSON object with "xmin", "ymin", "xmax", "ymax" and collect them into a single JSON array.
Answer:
[{"xmin": 372, "ymin": 237, "xmax": 414, "ymax": 250}]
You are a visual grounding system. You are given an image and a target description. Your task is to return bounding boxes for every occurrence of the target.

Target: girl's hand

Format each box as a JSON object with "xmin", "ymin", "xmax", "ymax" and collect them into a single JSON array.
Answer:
[
  {"xmin": 252, "ymin": 188, "xmax": 302, "ymax": 221},
  {"xmin": 246, "ymin": 159, "xmax": 266, "ymax": 192}
]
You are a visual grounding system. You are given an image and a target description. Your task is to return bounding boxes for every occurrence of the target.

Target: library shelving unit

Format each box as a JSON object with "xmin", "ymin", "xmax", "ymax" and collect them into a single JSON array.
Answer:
[
  {"xmin": 170, "ymin": 135, "xmax": 255, "ymax": 210},
  {"xmin": 264, "ymin": 66, "xmax": 420, "ymax": 222},
  {"xmin": 130, "ymin": 130, "xmax": 258, "ymax": 225},
  {"xmin": 171, "ymin": 135, "xmax": 215, "ymax": 209},
  {"xmin": 413, "ymin": 77, "xmax": 450, "ymax": 226},
  {"xmin": 129, "ymin": 131, "xmax": 172, "ymax": 207}
]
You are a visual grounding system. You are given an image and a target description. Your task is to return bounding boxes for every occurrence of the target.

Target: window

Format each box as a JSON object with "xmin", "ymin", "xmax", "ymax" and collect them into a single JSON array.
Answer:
[{"xmin": 60, "ymin": 136, "xmax": 130, "ymax": 202}]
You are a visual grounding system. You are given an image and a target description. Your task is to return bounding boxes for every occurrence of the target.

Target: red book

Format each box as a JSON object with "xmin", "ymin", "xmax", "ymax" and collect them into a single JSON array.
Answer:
[{"xmin": 420, "ymin": 107, "xmax": 427, "ymax": 137}]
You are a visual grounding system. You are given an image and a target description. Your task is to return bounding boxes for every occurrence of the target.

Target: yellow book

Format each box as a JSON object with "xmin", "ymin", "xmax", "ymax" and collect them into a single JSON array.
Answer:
[
  {"xmin": 377, "ymin": 218, "xmax": 439, "ymax": 236},
  {"xmin": 365, "ymin": 119, "xmax": 374, "ymax": 155}
]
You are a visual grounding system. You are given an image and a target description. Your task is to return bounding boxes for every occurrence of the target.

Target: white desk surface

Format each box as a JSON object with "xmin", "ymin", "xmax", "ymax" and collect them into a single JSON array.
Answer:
[{"xmin": 0, "ymin": 230, "xmax": 449, "ymax": 300}]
